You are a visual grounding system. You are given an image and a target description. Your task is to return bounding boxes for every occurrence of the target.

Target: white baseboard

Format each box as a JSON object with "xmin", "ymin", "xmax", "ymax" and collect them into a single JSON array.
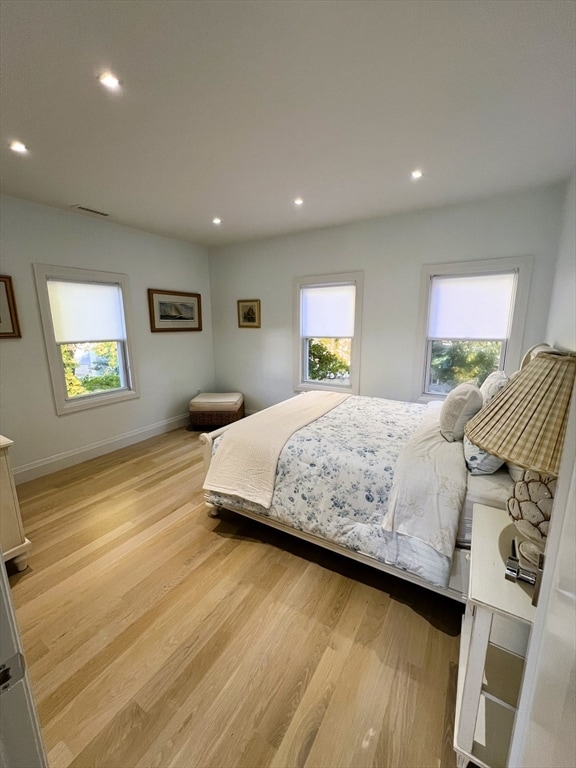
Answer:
[{"xmin": 13, "ymin": 414, "xmax": 189, "ymax": 484}]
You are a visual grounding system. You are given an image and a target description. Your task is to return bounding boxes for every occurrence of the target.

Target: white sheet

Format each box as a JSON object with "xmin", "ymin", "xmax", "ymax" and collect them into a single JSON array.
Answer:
[
  {"xmin": 457, "ymin": 469, "xmax": 514, "ymax": 544},
  {"xmin": 384, "ymin": 411, "xmax": 468, "ymax": 558}
]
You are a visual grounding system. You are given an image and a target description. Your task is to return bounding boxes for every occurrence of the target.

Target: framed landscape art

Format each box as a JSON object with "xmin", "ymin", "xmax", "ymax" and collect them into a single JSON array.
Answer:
[{"xmin": 148, "ymin": 289, "xmax": 202, "ymax": 332}]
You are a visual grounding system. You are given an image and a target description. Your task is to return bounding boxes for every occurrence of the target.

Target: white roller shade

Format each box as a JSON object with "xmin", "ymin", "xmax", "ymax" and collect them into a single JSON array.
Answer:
[
  {"xmin": 301, "ymin": 284, "xmax": 356, "ymax": 337},
  {"xmin": 47, "ymin": 280, "xmax": 126, "ymax": 343},
  {"xmin": 428, "ymin": 272, "xmax": 516, "ymax": 339}
]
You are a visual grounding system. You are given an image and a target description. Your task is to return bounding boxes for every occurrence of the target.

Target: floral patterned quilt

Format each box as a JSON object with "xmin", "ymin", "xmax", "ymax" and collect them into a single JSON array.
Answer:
[{"xmin": 205, "ymin": 395, "xmax": 463, "ymax": 588}]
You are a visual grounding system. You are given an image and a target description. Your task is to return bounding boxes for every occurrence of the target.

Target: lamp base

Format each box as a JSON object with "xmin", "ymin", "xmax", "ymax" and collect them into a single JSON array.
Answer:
[
  {"xmin": 515, "ymin": 536, "xmax": 543, "ymax": 569},
  {"xmin": 508, "ymin": 470, "xmax": 554, "ymax": 567}
]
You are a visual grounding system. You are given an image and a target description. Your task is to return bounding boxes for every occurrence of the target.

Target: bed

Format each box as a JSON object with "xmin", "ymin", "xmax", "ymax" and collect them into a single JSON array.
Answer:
[{"xmin": 200, "ymin": 388, "xmax": 513, "ymax": 603}]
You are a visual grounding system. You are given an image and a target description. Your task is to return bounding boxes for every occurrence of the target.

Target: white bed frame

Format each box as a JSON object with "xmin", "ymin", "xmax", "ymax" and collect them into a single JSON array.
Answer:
[{"xmin": 200, "ymin": 423, "xmax": 470, "ymax": 603}]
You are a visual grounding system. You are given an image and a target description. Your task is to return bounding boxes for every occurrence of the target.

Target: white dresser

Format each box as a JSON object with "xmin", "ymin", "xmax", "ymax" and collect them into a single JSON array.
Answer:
[{"xmin": 0, "ymin": 435, "xmax": 30, "ymax": 571}]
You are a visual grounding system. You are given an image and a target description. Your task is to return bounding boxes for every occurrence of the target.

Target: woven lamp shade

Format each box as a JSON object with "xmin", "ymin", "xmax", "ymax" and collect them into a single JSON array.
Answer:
[{"xmin": 464, "ymin": 352, "xmax": 576, "ymax": 477}]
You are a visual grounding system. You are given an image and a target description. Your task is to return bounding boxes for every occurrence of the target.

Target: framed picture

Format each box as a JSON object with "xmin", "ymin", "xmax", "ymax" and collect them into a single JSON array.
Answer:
[
  {"xmin": 0, "ymin": 276, "xmax": 21, "ymax": 338},
  {"xmin": 148, "ymin": 289, "xmax": 202, "ymax": 332},
  {"xmin": 237, "ymin": 299, "xmax": 261, "ymax": 328}
]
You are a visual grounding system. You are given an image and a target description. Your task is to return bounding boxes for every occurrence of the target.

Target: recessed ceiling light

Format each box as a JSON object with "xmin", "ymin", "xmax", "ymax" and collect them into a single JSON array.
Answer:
[
  {"xmin": 98, "ymin": 71, "xmax": 121, "ymax": 90},
  {"xmin": 212, "ymin": 218, "xmax": 222, "ymax": 225},
  {"xmin": 294, "ymin": 198, "xmax": 304, "ymax": 206},
  {"xmin": 9, "ymin": 141, "xmax": 28, "ymax": 154},
  {"xmin": 411, "ymin": 169, "xmax": 423, "ymax": 180}
]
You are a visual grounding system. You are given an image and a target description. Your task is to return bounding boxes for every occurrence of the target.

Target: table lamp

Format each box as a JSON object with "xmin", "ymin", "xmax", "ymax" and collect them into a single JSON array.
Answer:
[{"xmin": 464, "ymin": 350, "xmax": 576, "ymax": 566}]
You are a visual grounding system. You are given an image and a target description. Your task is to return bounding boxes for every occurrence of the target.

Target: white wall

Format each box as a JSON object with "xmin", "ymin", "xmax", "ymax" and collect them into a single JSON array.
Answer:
[
  {"xmin": 546, "ymin": 171, "xmax": 576, "ymax": 351},
  {"xmin": 1, "ymin": 181, "xmax": 570, "ymax": 479},
  {"xmin": 209, "ymin": 183, "xmax": 566, "ymax": 412},
  {"xmin": 0, "ymin": 197, "xmax": 215, "ymax": 480}
]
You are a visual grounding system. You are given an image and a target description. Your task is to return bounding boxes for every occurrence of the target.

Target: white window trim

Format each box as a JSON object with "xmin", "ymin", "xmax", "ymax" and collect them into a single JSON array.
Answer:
[
  {"xmin": 33, "ymin": 263, "xmax": 139, "ymax": 415},
  {"xmin": 414, "ymin": 256, "xmax": 533, "ymax": 402},
  {"xmin": 293, "ymin": 271, "xmax": 363, "ymax": 395}
]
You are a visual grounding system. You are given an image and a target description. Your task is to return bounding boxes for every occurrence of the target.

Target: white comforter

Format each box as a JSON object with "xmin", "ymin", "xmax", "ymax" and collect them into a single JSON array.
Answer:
[{"xmin": 384, "ymin": 410, "xmax": 468, "ymax": 558}]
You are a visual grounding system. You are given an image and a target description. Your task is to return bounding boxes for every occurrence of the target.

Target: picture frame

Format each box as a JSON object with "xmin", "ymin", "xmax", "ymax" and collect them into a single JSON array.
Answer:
[
  {"xmin": 148, "ymin": 289, "xmax": 202, "ymax": 332},
  {"xmin": 237, "ymin": 299, "xmax": 261, "ymax": 328},
  {"xmin": 0, "ymin": 276, "xmax": 22, "ymax": 338}
]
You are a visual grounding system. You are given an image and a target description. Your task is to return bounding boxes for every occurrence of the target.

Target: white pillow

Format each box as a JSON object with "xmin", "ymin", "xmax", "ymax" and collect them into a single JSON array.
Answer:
[
  {"xmin": 440, "ymin": 383, "xmax": 483, "ymax": 442},
  {"xmin": 479, "ymin": 371, "xmax": 509, "ymax": 405},
  {"xmin": 464, "ymin": 436, "xmax": 505, "ymax": 474}
]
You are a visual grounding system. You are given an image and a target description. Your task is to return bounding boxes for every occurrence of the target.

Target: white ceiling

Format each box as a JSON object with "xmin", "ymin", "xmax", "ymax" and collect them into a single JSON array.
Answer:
[{"xmin": 1, "ymin": 0, "xmax": 575, "ymax": 247}]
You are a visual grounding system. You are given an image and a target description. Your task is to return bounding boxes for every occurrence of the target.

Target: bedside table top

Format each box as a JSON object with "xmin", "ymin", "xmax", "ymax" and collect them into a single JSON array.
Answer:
[{"xmin": 470, "ymin": 504, "xmax": 536, "ymax": 624}]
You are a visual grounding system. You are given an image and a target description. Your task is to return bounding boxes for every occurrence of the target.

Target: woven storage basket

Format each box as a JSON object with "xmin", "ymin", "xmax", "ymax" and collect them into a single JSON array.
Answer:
[{"xmin": 190, "ymin": 402, "xmax": 245, "ymax": 427}]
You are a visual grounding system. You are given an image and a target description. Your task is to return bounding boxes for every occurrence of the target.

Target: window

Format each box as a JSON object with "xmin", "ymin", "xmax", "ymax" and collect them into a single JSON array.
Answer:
[
  {"xmin": 294, "ymin": 272, "xmax": 363, "ymax": 394},
  {"xmin": 34, "ymin": 264, "xmax": 139, "ymax": 415},
  {"xmin": 419, "ymin": 258, "xmax": 533, "ymax": 396}
]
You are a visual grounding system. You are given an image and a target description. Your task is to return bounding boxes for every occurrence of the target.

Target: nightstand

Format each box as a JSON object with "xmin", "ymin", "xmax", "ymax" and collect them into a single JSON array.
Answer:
[
  {"xmin": 0, "ymin": 436, "xmax": 31, "ymax": 571},
  {"xmin": 454, "ymin": 504, "xmax": 535, "ymax": 768}
]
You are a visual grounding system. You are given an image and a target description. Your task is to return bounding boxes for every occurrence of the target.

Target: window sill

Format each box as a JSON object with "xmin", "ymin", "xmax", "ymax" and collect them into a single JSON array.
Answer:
[
  {"xmin": 417, "ymin": 393, "xmax": 446, "ymax": 404},
  {"xmin": 295, "ymin": 382, "xmax": 357, "ymax": 396},
  {"xmin": 56, "ymin": 388, "xmax": 139, "ymax": 416}
]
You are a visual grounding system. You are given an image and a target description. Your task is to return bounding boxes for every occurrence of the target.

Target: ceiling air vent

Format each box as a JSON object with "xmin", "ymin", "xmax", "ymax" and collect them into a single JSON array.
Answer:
[{"xmin": 70, "ymin": 204, "xmax": 110, "ymax": 217}]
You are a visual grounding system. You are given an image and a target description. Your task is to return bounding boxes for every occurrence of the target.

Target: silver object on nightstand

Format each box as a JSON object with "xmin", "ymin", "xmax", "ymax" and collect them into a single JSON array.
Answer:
[{"xmin": 505, "ymin": 539, "xmax": 545, "ymax": 607}]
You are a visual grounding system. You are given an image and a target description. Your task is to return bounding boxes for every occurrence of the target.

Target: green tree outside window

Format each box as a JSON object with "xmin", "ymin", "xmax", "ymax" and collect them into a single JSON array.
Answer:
[{"xmin": 429, "ymin": 340, "xmax": 502, "ymax": 390}]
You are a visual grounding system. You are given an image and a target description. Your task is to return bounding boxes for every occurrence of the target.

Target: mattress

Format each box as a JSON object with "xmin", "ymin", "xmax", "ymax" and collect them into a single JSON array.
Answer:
[{"xmin": 457, "ymin": 468, "xmax": 514, "ymax": 546}]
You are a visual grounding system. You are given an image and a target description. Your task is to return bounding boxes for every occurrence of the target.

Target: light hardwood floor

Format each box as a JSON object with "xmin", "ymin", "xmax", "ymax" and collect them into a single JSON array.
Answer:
[{"xmin": 9, "ymin": 427, "xmax": 463, "ymax": 768}]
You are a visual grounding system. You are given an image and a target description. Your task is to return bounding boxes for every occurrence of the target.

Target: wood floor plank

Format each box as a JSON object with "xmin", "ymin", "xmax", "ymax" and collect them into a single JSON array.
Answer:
[
  {"xmin": 269, "ymin": 586, "xmax": 372, "ymax": 768},
  {"xmin": 9, "ymin": 427, "xmax": 463, "ymax": 768},
  {"xmin": 68, "ymin": 558, "xmax": 289, "ymax": 768},
  {"xmin": 136, "ymin": 560, "xmax": 323, "ymax": 768},
  {"xmin": 303, "ymin": 625, "xmax": 401, "ymax": 768},
  {"xmin": 31, "ymin": 529, "xmax": 239, "ymax": 702},
  {"xmin": 42, "ymin": 544, "xmax": 279, "ymax": 752},
  {"xmin": 199, "ymin": 568, "xmax": 363, "ymax": 768},
  {"xmin": 14, "ymin": 502, "xmax": 199, "ymax": 628},
  {"xmin": 254, "ymin": 579, "xmax": 369, "ymax": 752},
  {"xmin": 372, "ymin": 659, "xmax": 421, "ymax": 768}
]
